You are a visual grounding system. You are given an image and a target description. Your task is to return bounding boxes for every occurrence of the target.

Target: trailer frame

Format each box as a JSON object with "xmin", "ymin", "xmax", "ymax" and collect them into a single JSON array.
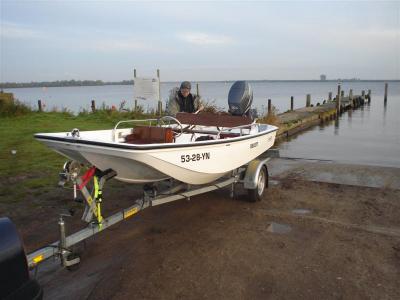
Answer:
[{"xmin": 27, "ymin": 155, "xmax": 273, "ymax": 270}]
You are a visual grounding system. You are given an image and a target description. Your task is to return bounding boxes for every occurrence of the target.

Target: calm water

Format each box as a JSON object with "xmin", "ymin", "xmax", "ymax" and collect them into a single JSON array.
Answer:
[{"xmin": 4, "ymin": 81, "xmax": 400, "ymax": 167}]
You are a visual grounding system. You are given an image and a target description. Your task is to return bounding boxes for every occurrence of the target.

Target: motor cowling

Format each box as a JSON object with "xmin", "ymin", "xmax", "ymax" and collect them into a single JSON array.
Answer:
[{"xmin": 228, "ymin": 81, "xmax": 253, "ymax": 116}]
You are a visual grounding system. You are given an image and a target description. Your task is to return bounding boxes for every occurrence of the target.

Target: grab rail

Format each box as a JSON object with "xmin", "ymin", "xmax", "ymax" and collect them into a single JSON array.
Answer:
[
  {"xmin": 112, "ymin": 119, "xmax": 158, "ymax": 142},
  {"xmin": 112, "ymin": 117, "xmax": 184, "ymax": 142},
  {"xmin": 216, "ymin": 121, "xmax": 258, "ymax": 138},
  {"xmin": 112, "ymin": 117, "xmax": 258, "ymax": 142}
]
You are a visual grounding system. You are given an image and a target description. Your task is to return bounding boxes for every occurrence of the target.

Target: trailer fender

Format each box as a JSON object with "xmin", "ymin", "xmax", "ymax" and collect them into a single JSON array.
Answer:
[{"xmin": 243, "ymin": 157, "xmax": 270, "ymax": 190}]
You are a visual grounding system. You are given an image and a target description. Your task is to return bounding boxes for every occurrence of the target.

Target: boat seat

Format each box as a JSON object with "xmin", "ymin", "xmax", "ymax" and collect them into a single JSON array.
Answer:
[
  {"xmin": 125, "ymin": 126, "xmax": 174, "ymax": 144},
  {"xmin": 176, "ymin": 112, "xmax": 253, "ymax": 128}
]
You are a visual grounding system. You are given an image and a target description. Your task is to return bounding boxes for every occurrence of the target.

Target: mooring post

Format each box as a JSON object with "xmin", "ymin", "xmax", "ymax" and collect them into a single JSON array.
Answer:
[
  {"xmin": 336, "ymin": 85, "xmax": 341, "ymax": 114},
  {"xmin": 38, "ymin": 100, "xmax": 42, "ymax": 112},
  {"xmin": 306, "ymin": 94, "xmax": 311, "ymax": 107},
  {"xmin": 384, "ymin": 83, "xmax": 388, "ymax": 103},
  {"xmin": 341, "ymin": 90, "xmax": 344, "ymax": 98},
  {"xmin": 367, "ymin": 89, "xmax": 371, "ymax": 103},
  {"xmin": 267, "ymin": 99, "xmax": 272, "ymax": 115},
  {"xmin": 91, "ymin": 100, "xmax": 96, "ymax": 112},
  {"xmin": 290, "ymin": 96, "xmax": 294, "ymax": 111},
  {"xmin": 158, "ymin": 101, "xmax": 163, "ymax": 115},
  {"xmin": 134, "ymin": 69, "xmax": 137, "ymax": 111},
  {"xmin": 349, "ymin": 89, "xmax": 354, "ymax": 107},
  {"xmin": 196, "ymin": 83, "xmax": 199, "ymax": 97},
  {"xmin": 157, "ymin": 69, "xmax": 162, "ymax": 115},
  {"xmin": 328, "ymin": 92, "xmax": 332, "ymax": 101},
  {"xmin": 361, "ymin": 90, "xmax": 365, "ymax": 104}
]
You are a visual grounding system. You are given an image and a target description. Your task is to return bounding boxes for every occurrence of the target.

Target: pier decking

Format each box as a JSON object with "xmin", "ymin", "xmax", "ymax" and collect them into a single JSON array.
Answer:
[{"xmin": 275, "ymin": 94, "xmax": 370, "ymax": 140}]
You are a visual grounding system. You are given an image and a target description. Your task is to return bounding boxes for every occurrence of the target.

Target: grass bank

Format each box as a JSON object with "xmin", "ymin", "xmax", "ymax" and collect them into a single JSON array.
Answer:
[{"xmin": 0, "ymin": 110, "xmax": 157, "ymax": 204}]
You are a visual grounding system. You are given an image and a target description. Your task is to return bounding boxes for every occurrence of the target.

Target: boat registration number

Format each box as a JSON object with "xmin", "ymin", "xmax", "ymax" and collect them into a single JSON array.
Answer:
[{"xmin": 181, "ymin": 152, "xmax": 210, "ymax": 163}]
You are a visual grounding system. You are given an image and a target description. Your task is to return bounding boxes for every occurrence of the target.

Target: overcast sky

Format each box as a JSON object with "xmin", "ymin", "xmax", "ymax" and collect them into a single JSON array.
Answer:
[{"xmin": 1, "ymin": 0, "xmax": 399, "ymax": 82}]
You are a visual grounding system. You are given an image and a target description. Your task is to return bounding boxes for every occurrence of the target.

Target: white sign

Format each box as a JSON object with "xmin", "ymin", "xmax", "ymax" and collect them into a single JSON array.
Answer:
[{"xmin": 133, "ymin": 77, "xmax": 160, "ymax": 101}]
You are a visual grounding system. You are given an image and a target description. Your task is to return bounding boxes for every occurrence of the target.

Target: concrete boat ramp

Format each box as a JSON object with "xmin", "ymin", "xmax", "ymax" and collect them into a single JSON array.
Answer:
[
  {"xmin": 31, "ymin": 157, "xmax": 400, "ymax": 300},
  {"xmin": 269, "ymin": 157, "xmax": 400, "ymax": 190}
]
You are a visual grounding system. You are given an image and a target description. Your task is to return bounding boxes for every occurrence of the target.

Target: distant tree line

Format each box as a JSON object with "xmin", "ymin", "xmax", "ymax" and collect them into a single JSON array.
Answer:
[{"xmin": 0, "ymin": 79, "xmax": 134, "ymax": 89}]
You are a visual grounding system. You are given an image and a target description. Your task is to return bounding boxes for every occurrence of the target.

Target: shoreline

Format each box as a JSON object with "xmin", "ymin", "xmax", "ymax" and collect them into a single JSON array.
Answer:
[{"xmin": 2, "ymin": 79, "xmax": 400, "ymax": 90}]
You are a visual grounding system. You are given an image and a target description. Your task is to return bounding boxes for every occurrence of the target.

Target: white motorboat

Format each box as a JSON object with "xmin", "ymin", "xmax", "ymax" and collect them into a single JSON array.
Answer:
[
  {"xmin": 35, "ymin": 113, "xmax": 277, "ymax": 184},
  {"xmin": 34, "ymin": 81, "xmax": 278, "ymax": 185}
]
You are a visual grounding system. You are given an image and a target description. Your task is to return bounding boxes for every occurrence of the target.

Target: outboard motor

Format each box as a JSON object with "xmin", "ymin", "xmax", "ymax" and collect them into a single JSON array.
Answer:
[
  {"xmin": 0, "ymin": 217, "xmax": 43, "ymax": 300},
  {"xmin": 228, "ymin": 81, "xmax": 253, "ymax": 116}
]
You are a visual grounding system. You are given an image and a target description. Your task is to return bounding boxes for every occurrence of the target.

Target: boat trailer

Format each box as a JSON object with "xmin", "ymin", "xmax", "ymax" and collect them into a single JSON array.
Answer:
[
  {"xmin": 0, "ymin": 152, "xmax": 275, "ymax": 299},
  {"xmin": 27, "ymin": 155, "xmax": 271, "ymax": 270}
]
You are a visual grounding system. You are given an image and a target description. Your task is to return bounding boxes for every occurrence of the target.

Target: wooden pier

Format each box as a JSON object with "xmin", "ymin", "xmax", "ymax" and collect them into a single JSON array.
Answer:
[{"xmin": 275, "ymin": 92, "xmax": 369, "ymax": 140}]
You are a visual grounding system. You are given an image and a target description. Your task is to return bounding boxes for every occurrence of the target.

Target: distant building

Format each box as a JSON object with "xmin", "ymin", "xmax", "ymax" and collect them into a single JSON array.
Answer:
[{"xmin": 320, "ymin": 74, "xmax": 327, "ymax": 81}]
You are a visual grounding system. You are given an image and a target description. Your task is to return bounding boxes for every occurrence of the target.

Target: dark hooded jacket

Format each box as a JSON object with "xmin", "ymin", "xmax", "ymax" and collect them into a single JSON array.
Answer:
[{"xmin": 167, "ymin": 87, "xmax": 202, "ymax": 116}]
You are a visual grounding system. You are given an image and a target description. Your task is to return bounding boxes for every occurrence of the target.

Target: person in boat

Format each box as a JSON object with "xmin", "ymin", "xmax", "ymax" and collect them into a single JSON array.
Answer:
[{"xmin": 167, "ymin": 81, "xmax": 203, "ymax": 116}]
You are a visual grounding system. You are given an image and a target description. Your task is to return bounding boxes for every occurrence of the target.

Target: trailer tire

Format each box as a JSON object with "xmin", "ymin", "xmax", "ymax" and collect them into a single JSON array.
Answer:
[{"xmin": 248, "ymin": 165, "xmax": 268, "ymax": 202}]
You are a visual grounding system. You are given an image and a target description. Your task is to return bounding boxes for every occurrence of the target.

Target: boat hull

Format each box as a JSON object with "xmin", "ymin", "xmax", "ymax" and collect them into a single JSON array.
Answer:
[{"xmin": 36, "ymin": 126, "xmax": 277, "ymax": 184}]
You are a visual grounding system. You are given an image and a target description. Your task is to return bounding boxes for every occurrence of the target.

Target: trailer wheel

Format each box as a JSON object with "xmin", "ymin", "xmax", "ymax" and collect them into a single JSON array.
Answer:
[{"xmin": 248, "ymin": 165, "xmax": 268, "ymax": 202}]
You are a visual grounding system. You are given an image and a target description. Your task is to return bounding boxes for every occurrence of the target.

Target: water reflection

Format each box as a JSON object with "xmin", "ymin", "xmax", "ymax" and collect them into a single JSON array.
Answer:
[
  {"xmin": 347, "ymin": 109, "xmax": 352, "ymax": 126},
  {"xmin": 277, "ymin": 90, "xmax": 400, "ymax": 168},
  {"xmin": 334, "ymin": 117, "xmax": 340, "ymax": 135}
]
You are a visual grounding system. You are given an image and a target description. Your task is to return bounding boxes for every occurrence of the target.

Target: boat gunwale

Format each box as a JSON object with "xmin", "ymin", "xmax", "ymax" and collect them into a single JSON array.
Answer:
[{"xmin": 34, "ymin": 127, "xmax": 278, "ymax": 151}]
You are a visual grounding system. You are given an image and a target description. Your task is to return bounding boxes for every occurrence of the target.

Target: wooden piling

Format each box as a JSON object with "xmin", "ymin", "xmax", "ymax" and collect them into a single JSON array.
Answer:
[
  {"xmin": 267, "ymin": 99, "xmax": 272, "ymax": 115},
  {"xmin": 349, "ymin": 89, "xmax": 354, "ymax": 107},
  {"xmin": 157, "ymin": 69, "xmax": 162, "ymax": 116},
  {"xmin": 38, "ymin": 100, "xmax": 42, "ymax": 112},
  {"xmin": 290, "ymin": 96, "xmax": 294, "ymax": 111},
  {"xmin": 384, "ymin": 83, "xmax": 388, "ymax": 103},
  {"xmin": 328, "ymin": 92, "xmax": 332, "ymax": 101},
  {"xmin": 196, "ymin": 83, "xmax": 199, "ymax": 97},
  {"xmin": 134, "ymin": 69, "xmax": 137, "ymax": 111},
  {"xmin": 306, "ymin": 94, "xmax": 311, "ymax": 107},
  {"xmin": 158, "ymin": 101, "xmax": 163, "ymax": 115},
  {"xmin": 341, "ymin": 90, "xmax": 344, "ymax": 98},
  {"xmin": 91, "ymin": 100, "xmax": 96, "ymax": 112},
  {"xmin": 336, "ymin": 85, "xmax": 341, "ymax": 114},
  {"xmin": 367, "ymin": 89, "xmax": 371, "ymax": 103}
]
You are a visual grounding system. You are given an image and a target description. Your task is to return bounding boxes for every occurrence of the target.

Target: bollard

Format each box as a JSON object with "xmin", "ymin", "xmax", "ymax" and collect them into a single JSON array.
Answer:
[
  {"xmin": 328, "ymin": 92, "xmax": 332, "ymax": 101},
  {"xmin": 384, "ymin": 83, "xmax": 388, "ymax": 103},
  {"xmin": 290, "ymin": 96, "xmax": 294, "ymax": 111},
  {"xmin": 361, "ymin": 90, "xmax": 365, "ymax": 105},
  {"xmin": 157, "ymin": 69, "xmax": 161, "ymax": 115},
  {"xmin": 267, "ymin": 99, "xmax": 272, "ymax": 115},
  {"xmin": 349, "ymin": 89, "xmax": 354, "ymax": 107},
  {"xmin": 306, "ymin": 94, "xmax": 311, "ymax": 107},
  {"xmin": 336, "ymin": 85, "xmax": 341, "ymax": 114},
  {"xmin": 158, "ymin": 101, "xmax": 163, "ymax": 116},
  {"xmin": 91, "ymin": 100, "xmax": 96, "ymax": 112},
  {"xmin": 38, "ymin": 100, "xmax": 42, "ymax": 112}
]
